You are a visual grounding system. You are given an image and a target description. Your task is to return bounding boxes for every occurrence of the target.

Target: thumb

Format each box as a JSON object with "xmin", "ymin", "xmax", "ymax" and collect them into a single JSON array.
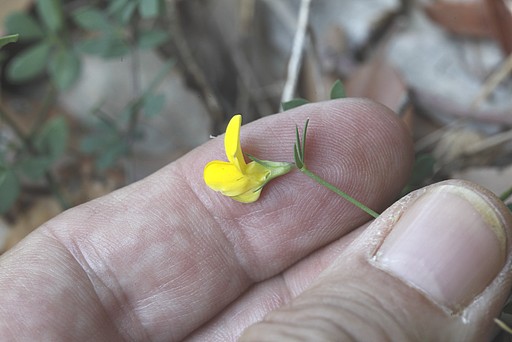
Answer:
[{"xmin": 240, "ymin": 180, "xmax": 512, "ymax": 341}]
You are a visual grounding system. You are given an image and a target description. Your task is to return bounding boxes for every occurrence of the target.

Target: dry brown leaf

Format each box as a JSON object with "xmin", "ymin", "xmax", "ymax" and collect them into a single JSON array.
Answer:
[
  {"xmin": 345, "ymin": 50, "xmax": 413, "ymax": 130},
  {"xmin": 424, "ymin": 0, "xmax": 512, "ymax": 54},
  {"xmin": 432, "ymin": 127, "xmax": 486, "ymax": 166},
  {"xmin": 424, "ymin": 1, "xmax": 493, "ymax": 38},
  {"xmin": 485, "ymin": 0, "xmax": 512, "ymax": 54}
]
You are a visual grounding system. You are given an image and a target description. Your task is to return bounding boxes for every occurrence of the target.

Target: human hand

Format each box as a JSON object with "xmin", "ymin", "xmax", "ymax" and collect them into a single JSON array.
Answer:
[{"xmin": 0, "ymin": 99, "xmax": 510, "ymax": 341}]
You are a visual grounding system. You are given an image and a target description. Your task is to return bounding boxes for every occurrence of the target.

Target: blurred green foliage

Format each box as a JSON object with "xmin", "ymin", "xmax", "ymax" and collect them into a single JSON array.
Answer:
[
  {"xmin": 281, "ymin": 79, "xmax": 346, "ymax": 111},
  {"xmin": 329, "ymin": 79, "xmax": 346, "ymax": 99},
  {"xmin": 0, "ymin": 0, "xmax": 171, "ymax": 214},
  {"xmin": 6, "ymin": 0, "xmax": 79, "ymax": 90},
  {"xmin": 5, "ymin": 0, "xmax": 169, "ymax": 89},
  {"xmin": 400, "ymin": 154, "xmax": 436, "ymax": 196}
]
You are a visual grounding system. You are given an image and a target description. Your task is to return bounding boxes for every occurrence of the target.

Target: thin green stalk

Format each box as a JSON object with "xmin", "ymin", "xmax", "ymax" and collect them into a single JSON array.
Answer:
[
  {"xmin": 299, "ymin": 167, "xmax": 379, "ymax": 219},
  {"xmin": 294, "ymin": 119, "xmax": 379, "ymax": 219},
  {"xmin": 500, "ymin": 186, "xmax": 512, "ymax": 202}
]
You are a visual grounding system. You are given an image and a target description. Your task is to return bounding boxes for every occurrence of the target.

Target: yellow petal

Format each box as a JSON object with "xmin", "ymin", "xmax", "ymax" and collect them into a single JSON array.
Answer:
[
  {"xmin": 232, "ymin": 188, "xmax": 263, "ymax": 203},
  {"xmin": 245, "ymin": 161, "xmax": 271, "ymax": 183},
  {"xmin": 230, "ymin": 162, "xmax": 270, "ymax": 202},
  {"xmin": 204, "ymin": 160, "xmax": 251, "ymax": 196},
  {"xmin": 204, "ymin": 114, "xmax": 291, "ymax": 204},
  {"xmin": 225, "ymin": 114, "xmax": 246, "ymax": 171}
]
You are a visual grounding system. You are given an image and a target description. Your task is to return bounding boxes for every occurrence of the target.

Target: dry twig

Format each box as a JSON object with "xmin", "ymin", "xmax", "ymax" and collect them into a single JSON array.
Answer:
[
  {"xmin": 471, "ymin": 51, "xmax": 512, "ymax": 109},
  {"xmin": 466, "ymin": 127, "xmax": 512, "ymax": 155},
  {"xmin": 167, "ymin": 1, "xmax": 224, "ymax": 130},
  {"xmin": 280, "ymin": 0, "xmax": 312, "ymax": 106}
]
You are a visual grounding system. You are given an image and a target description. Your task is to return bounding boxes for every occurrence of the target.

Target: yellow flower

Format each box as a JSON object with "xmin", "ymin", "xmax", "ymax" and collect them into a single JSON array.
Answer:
[{"xmin": 204, "ymin": 114, "xmax": 292, "ymax": 203}]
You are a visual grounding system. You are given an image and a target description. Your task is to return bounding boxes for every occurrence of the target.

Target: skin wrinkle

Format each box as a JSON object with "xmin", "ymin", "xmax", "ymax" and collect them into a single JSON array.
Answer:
[
  {"xmin": 178, "ymin": 161, "xmax": 260, "ymax": 286},
  {"xmin": 235, "ymin": 221, "xmax": 284, "ymax": 280},
  {"xmin": 251, "ymin": 236, "xmax": 436, "ymax": 342},
  {"xmin": 50, "ymin": 172, "xmax": 250, "ymax": 340},
  {"xmin": 253, "ymin": 311, "xmax": 357, "ymax": 341},
  {"xmin": 277, "ymin": 272, "xmax": 302, "ymax": 309},
  {"xmin": 337, "ymin": 281, "xmax": 409, "ymax": 340},
  {"xmin": 166, "ymin": 230, "xmax": 238, "ymax": 335},
  {"xmin": 0, "ymin": 270, "xmax": 30, "ymax": 336},
  {"xmin": 233, "ymin": 211, "xmax": 317, "ymax": 280},
  {"xmin": 192, "ymin": 236, "xmax": 351, "ymax": 341},
  {"xmin": 160, "ymin": 240, "xmax": 240, "ymax": 335},
  {"xmin": 39, "ymin": 227, "xmax": 131, "ymax": 340},
  {"xmin": 161, "ymin": 165, "xmax": 283, "ymax": 336},
  {"xmin": 187, "ymin": 276, "xmax": 293, "ymax": 340},
  {"xmin": 295, "ymin": 311, "xmax": 357, "ymax": 341},
  {"xmin": 2, "ymin": 228, "xmax": 124, "ymax": 340},
  {"xmin": 84, "ymin": 244, "xmax": 149, "ymax": 340},
  {"xmin": 238, "ymin": 240, "xmax": 386, "ymax": 342},
  {"xmin": 244, "ymin": 279, "xmax": 292, "ymax": 334},
  {"xmin": 45, "ymin": 224, "xmax": 150, "ymax": 341},
  {"xmin": 1, "ymin": 320, "xmax": 16, "ymax": 341},
  {"xmin": 253, "ymin": 321, "xmax": 321, "ymax": 341},
  {"xmin": 280, "ymin": 298, "xmax": 394, "ymax": 342},
  {"xmin": 192, "ymin": 218, "xmax": 364, "ymax": 341},
  {"xmin": 266, "ymin": 275, "xmax": 295, "ymax": 312},
  {"xmin": 283, "ymin": 230, "xmax": 367, "ymax": 298}
]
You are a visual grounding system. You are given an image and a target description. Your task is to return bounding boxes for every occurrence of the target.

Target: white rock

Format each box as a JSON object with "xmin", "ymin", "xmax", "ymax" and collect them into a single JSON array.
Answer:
[
  {"xmin": 59, "ymin": 51, "xmax": 212, "ymax": 179},
  {"xmin": 387, "ymin": 10, "xmax": 512, "ymax": 128}
]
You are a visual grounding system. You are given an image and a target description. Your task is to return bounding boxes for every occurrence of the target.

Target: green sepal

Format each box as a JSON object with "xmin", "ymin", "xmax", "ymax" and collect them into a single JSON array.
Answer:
[
  {"xmin": 246, "ymin": 154, "xmax": 293, "ymax": 192},
  {"xmin": 0, "ymin": 34, "xmax": 19, "ymax": 49},
  {"xmin": 246, "ymin": 153, "xmax": 293, "ymax": 174}
]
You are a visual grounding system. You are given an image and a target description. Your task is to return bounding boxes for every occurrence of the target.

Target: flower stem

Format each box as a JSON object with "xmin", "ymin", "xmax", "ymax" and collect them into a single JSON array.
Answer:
[
  {"xmin": 500, "ymin": 185, "xmax": 512, "ymax": 202},
  {"xmin": 299, "ymin": 167, "xmax": 380, "ymax": 219}
]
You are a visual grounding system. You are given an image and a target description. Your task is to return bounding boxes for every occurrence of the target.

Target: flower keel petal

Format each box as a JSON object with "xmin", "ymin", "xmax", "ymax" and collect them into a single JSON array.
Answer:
[
  {"xmin": 232, "ymin": 188, "xmax": 263, "ymax": 203},
  {"xmin": 204, "ymin": 161, "xmax": 250, "ymax": 197}
]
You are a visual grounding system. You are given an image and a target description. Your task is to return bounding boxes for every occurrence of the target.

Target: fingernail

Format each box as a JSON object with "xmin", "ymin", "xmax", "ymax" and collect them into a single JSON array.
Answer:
[{"xmin": 373, "ymin": 185, "xmax": 507, "ymax": 312}]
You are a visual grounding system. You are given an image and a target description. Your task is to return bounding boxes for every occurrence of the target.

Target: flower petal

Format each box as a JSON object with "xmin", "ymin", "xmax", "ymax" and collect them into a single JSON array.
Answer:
[
  {"xmin": 225, "ymin": 114, "xmax": 246, "ymax": 171},
  {"xmin": 203, "ymin": 114, "xmax": 292, "ymax": 203},
  {"xmin": 204, "ymin": 160, "xmax": 251, "ymax": 196},
  {"xmin": 245, "ymin": 161, "xmax": 271, "ymax": 185},
  {"xmin": 230, "ymin": 162, "xmax": 270, "ymax": 203},
  {"xmin": 232, "ymin": 188, "xmax": 263, "ymax": 203}
]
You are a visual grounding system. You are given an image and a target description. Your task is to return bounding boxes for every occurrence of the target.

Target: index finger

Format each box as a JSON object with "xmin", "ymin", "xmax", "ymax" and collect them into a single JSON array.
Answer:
[{"xmin": 0, "ymin": 99, "xmax": 413, "ymax": 341}]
